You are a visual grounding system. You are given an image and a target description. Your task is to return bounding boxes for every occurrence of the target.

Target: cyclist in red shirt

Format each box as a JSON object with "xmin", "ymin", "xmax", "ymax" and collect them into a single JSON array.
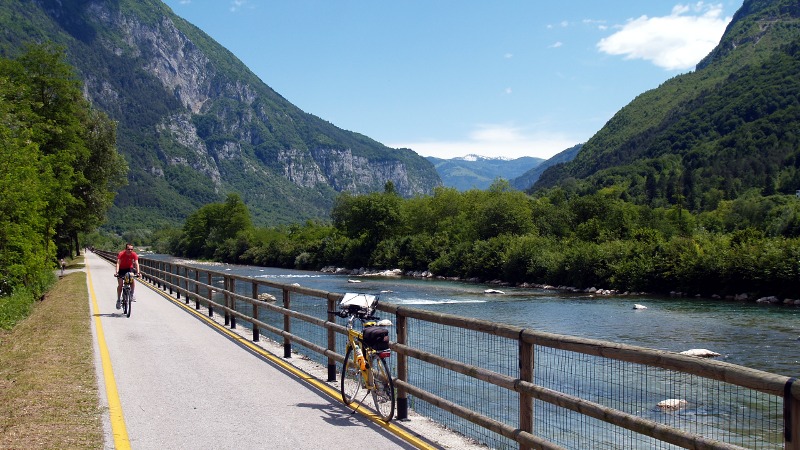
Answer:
[{"xmin": 115, "ymin": 243, "xmax": 140, "ymax": 309}]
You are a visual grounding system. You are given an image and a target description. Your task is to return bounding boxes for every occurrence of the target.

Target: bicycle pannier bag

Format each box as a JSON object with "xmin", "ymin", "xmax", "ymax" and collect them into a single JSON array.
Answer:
[{"xmin": 363, "ymin": 326, "xmax": 390, "ymax": 350}]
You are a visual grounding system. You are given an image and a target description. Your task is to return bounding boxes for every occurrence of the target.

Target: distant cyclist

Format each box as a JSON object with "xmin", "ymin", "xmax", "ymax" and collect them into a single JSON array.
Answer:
[
  {"xmin": 115, "ymin": 243, "xmax": 140, "ymax": 309},
  {"xmin": 60, "ymin": 258, "xmax": 66, "ymax": 275}
]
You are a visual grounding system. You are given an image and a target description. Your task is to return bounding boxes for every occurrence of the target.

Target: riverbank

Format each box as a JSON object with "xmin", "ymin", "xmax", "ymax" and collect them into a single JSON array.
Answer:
[{"xmin": 321, "ymin": 265, "xmax": 799, "ymax": 307}]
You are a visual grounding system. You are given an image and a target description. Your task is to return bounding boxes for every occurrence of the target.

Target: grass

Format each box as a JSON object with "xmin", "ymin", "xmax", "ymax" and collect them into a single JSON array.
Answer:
[
  {"xmin": 0, "ymin": 256, "xmax": 103, "ymax": 449},
  {"xmin": 0, "ymin": 288, "xmax": 36, "ymax": 331}
]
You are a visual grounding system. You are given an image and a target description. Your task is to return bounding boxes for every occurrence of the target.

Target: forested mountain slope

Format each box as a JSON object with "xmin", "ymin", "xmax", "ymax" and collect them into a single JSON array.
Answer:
[
  {"xmin": 533, "ymin": 0, "xmax": 800, "ymax": 212},
  {"xmin": 0, "ymin": 0, "xmax": 440, "ymax": 230},
  {"xmin": 510, "ymin": 144, "xmax": 582, "ymax": 190}
]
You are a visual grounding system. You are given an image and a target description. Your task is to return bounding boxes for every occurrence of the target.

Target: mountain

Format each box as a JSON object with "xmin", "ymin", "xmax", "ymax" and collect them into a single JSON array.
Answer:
[
  {"xmin": 426, "ymin": 154, "xmax": 543, "ymax": 191},
  {"xmin": 509, "ymin": 144, "xmax": 582, "ymax": 191},
  {"xmin": 0, "ymin": 0, "xmax": 441, "ymax": 230},
  {"xmin": 533, "ymin": 0, "xmax": 800, "ymax": 211}
]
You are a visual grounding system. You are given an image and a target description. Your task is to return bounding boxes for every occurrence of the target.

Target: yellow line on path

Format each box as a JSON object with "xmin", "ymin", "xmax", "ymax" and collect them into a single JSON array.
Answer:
[
  {"xmin": 146, "ymin": 281, "xmax": 437, "ymax": 450},
  {"xmin": 87, "ymin": 264, "xmax": 131, "ymax": 449}
]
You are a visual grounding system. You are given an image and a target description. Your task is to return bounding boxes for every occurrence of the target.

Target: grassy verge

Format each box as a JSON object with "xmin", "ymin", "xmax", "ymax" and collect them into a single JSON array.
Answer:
[{"xmin": 0, "ymin": 258, "xmax": 103, "ymax": 449}]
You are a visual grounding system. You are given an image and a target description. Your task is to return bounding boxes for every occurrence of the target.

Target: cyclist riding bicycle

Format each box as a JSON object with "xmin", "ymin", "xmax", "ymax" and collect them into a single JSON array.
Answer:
[{"xmin": 115, "ymin": 243, "xmax": 140, "ymax": 310}]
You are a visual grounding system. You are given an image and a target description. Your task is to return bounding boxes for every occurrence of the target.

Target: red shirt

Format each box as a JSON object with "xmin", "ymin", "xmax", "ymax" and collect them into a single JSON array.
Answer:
[{"xmin": 117, "ymin": 250, "xmax": 139, "ymax": 269}]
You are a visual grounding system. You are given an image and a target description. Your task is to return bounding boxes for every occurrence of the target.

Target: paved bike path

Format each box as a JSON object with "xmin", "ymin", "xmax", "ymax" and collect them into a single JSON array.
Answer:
[{"xmin": 86, "ymin": 252, "xmax": 425, "ymax": 449}]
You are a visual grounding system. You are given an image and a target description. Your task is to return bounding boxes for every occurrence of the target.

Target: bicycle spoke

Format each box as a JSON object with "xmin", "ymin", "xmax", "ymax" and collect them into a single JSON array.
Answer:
[
  {"xmin": 340, "ymin": 347, "xmax": 362, "ymax": 405},
  {"xmin": 370, "ymin": 354, "xmax": 395, "ymax": 421}
]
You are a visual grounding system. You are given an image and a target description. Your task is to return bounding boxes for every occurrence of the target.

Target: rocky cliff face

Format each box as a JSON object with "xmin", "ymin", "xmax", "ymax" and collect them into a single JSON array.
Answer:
[{"xmin": 13, "ymin": 0, "xmax": 440, "ymax": 227}]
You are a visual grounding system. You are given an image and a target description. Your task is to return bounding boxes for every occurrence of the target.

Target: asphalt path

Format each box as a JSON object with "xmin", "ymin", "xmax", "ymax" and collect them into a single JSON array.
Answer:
[{"xmin": 85, "ymin": 252, "xmax": 426, "ymax": 449}]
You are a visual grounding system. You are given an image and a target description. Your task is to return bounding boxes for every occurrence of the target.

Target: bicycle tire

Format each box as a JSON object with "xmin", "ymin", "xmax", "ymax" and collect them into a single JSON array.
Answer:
[
  {"xmin": 340, "ymin": 346, "xmax": 363, "ymax": 405},
  {"xmin": 124, "ymin": 289, "xmax": 132, "ymax": 318},
  {"xmin": 369, "ymin": 353, "xmax": 395, "ymax": 421}
]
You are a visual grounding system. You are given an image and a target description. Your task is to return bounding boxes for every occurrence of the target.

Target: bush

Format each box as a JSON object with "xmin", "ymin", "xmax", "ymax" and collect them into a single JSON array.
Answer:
[{"xmin": 0, "ymin": 289, "xmax": 35, "ymax": 330}]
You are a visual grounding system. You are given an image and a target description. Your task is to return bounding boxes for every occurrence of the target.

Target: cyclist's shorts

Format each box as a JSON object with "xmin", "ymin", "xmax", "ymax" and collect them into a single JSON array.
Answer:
[{"xmin": 119, "ymin": 268, "xmax": 136, "ymax": 278}]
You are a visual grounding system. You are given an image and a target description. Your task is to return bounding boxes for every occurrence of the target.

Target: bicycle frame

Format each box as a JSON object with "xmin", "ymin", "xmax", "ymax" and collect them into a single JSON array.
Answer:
[
  {"xmin": 344, "ymin": 317, "xmax": 384, "ymax": 386},
  {"xmin": 121, "ymin": 272, "xmax": 134, "ymax": 317},
  {"xmin": 337, "ymin": 301, "xmax": 395, "ymax": 421}
]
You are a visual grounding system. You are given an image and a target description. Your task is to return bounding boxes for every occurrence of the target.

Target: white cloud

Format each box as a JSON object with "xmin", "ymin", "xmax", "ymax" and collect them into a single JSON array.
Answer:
[
  {"xmin": 230, "ymin": 0, "xmax": 247, "ymax": 12},
  {"xmin": 597, "ymin": 2, "xmax": 731, "ymax": 70},
  {"xmin": 583, "ymin": 19, "xmax": 606, "ymax": 26},
  {"xmin": 547, "ymin": 21, "xmax": 571, "ymax": 29},
  {"xmin": 390, "ymin": 124, "xmax": 578, "ymax": 160},
  {"xmin": 550, "ymin": 41, "xmax": 563, "ymax": 48}
]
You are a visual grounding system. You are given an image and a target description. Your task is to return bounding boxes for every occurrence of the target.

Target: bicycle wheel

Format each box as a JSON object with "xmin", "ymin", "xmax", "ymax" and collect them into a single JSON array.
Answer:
[
  {"xmin": 369, "ymin": 353, "xmax": 395, "ymax": 421},
  {"xmin": 124, "ymin": 290, "xmax": 132, "ymax": 318},
  {"xmin": 340, "ymin": 346, "xmax": 363, "ymax": 405}
]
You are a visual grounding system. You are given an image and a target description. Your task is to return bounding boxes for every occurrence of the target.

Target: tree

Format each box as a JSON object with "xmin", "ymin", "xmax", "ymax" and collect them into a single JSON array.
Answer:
[
  {"xmin": 2, "ymin": 43, "xmax": 127, "ymax": 258},
  {"xmin": 331, "ymin": 191, "xmax": 402, "ymax": 245},
  {"xmin": 59, "ymin": 108, "xmax": 127, "ymax": 256},
  {"xmin": 1, "ymin": 43, "xmax": 126, "ymax": 298},
  {"xmin": 330, "ymin": 190, "xmax": 403, "ymax": 266},
  {"xmin": 474, "ymin": 180, "xmax": 534, "ymax": 240},
  {"xmin": 177, "ymin": 193, "xmax": 253, "ymax": 258},
  {"xmin": 0, "ymin": 75, "xmax": 51, "ymax": 294}
]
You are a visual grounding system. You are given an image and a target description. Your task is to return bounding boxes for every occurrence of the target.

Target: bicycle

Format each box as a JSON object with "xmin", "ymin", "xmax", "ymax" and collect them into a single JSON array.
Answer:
[
  {"xmin": 116, "ymin": 272, "xmax": 136, "ymax": 318},
  {"xmin": 334, "ymin": 293, "xmax": 395, "ymax": 421}
]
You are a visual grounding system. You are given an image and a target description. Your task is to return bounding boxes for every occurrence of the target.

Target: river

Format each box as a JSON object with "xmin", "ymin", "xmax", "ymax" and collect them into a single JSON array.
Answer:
[{"xmin": 163, "ymin": 257, "xmax": 799, "ymax": 378}]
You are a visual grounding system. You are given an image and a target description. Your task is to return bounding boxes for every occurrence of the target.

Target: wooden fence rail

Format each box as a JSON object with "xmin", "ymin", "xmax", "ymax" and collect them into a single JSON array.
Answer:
[{"xmin": 93, "ymin": 250, "xmax": 800, "ymax": 450}]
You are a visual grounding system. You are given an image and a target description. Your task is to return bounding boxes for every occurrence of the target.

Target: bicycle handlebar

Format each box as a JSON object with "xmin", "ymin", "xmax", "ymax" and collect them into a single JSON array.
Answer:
[
  {"xmin": 327, "ymin": 310, "xmax": 379, "ymax": 321},
  {"xmin": 114, "ymin": 272, "xmax": 139, "ymax": 278}
]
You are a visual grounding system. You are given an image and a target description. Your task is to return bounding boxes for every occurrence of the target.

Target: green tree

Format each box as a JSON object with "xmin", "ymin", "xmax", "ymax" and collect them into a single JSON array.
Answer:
[
  {"xmin": 176, "ymin": 193, "xmax": 253, "ymax": 259},
  {"xmin": 2, "ymin": 44, "xmax": 126, "ymax": 259},
  {"xmin": 331, "ymin": 190, "xmax": 402, "ymax": 265},
  {"xmin": 0, "ymin": 75, "xmax": 50, "ymax": 295},
  {"xmin": 473, "ymin": 180, "xmax": 534, "ymax": 240},
  {"xmin": 58, "ymin": 108, "xmax": 127, "ymax": 256},
  {"xmin": 1, "ymin": 43, "xmax": 124, "ymax": 304}
]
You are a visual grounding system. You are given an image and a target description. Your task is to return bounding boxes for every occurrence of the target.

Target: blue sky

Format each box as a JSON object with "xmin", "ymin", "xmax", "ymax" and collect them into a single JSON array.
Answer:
[{"xmin": 163, "ymin": 1, "xmax": 744, "ymax": 160}]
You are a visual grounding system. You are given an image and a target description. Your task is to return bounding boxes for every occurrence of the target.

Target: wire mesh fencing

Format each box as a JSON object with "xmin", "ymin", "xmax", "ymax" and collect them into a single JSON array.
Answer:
[{"xmin": 129, "ymin": 255, "xmax": 794, "ymax": 450}]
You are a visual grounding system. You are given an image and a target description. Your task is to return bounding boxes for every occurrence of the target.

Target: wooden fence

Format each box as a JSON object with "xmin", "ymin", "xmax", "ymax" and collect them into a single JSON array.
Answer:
[{"xmin": 94, "ymin": 250, "xmax": 800, "ymax": 450}]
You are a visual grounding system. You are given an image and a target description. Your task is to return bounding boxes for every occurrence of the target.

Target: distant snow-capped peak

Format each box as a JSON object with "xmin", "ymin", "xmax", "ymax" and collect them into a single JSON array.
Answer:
[{"xmin": 455, "ymin": 154, "xmax": 511, "ymax": 162}]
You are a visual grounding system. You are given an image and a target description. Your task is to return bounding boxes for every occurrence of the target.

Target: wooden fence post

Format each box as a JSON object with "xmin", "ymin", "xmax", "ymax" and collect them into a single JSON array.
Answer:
[
  {"xmin": 252, "ymin": 283, "xmax": 259, "ymax": 342},
  {"xmin": 283, "ymin": 289, "xmax": 291, "ymax": 358},
  {"xmin": 396, "ymin": 311, "xmax": 408, "ymax": 420},
  {"xmin": 229, "ymin": 278, "xmax": 236, "ymax": 329},
  {"xmin": 327, "ymin": 297, "xmax": 337, "ymax": 382},
  {"xmin": 519, "ymin": 335, "xmax": 534, "ymax": 450},
  {"xmin": 194, "ymin": 270, "xmax": 200, "ymax": 309},
  {"xmin": 223, "ymin": 277, "xmax": 230, "ymax": 326},
  {"xmin": 206, "ymin": 272, "xmax": 213, "ymax": 318},
  {"xmin": 786, "ymin": 378, "xmax": 800, "ymax": 450}
]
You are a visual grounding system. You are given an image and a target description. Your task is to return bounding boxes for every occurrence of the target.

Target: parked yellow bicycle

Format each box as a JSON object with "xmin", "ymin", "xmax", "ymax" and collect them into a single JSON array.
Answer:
[{"xmin": 335, "ymin": 293, "xmax": 395, "ymax": 421}]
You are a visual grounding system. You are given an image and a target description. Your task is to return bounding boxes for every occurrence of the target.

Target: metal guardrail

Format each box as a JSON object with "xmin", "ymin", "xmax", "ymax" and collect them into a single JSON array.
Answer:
[{"xmin": 93, "ymin": 250, "xmax": 800, "ymax": 450}]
